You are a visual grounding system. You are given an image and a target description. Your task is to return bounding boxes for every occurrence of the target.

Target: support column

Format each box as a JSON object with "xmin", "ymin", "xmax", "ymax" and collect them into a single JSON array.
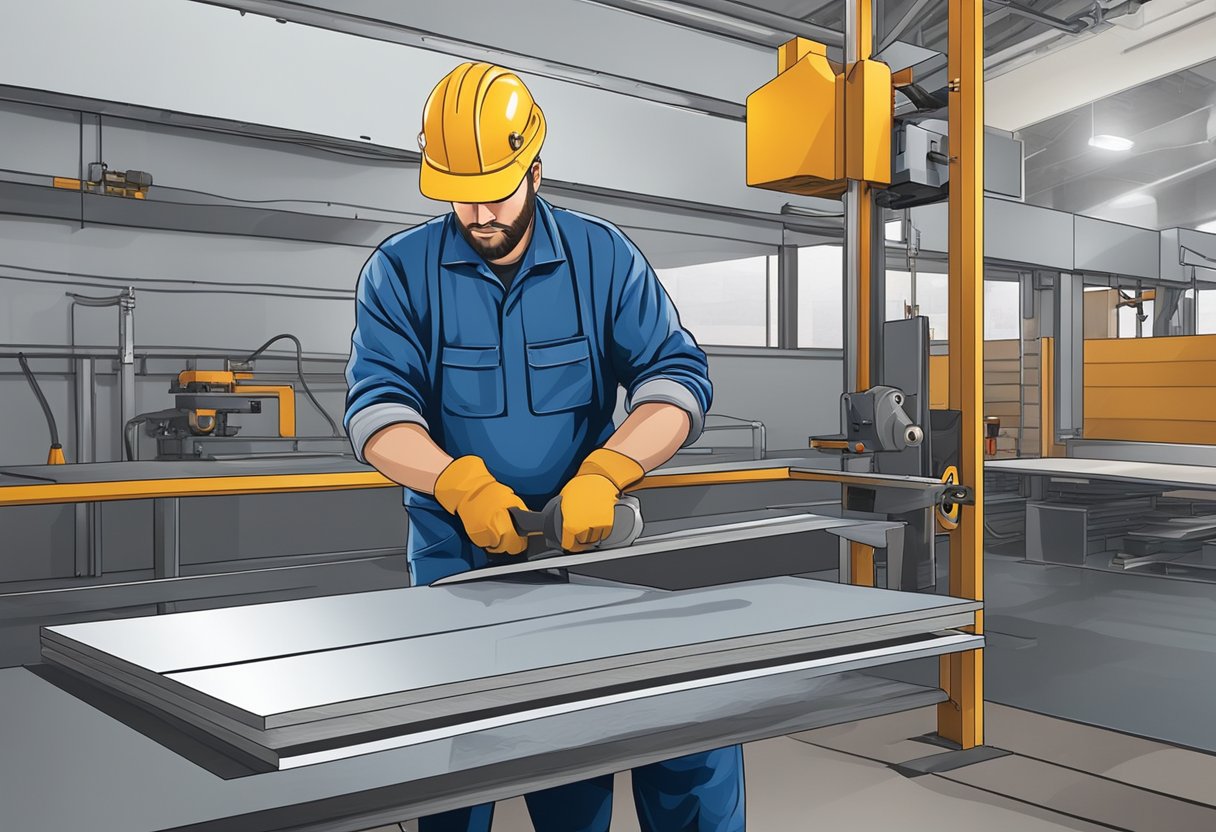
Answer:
[
  {"xmin": 1053, "ymin": 272, "xmax": 1084, "ymax": 439},
  {"xmin": 777, "ymin": 245, "xmax": 799, "ymax": 349},
  {"xmin": 844, "ymin": 0, "xmax": 877, "ymax": 587},
  {"xmin": 153, "ymin": 497, "xmax": 182, "ymax": 615},
  {"xmin": 73, "ymin": 357, "xmax": 98, "ymax": 577},
  {"xmin": 939, "ymin": 0, "xmax": 985, "ymax": 749},
  {"xmin": 119, "ymin": 288, "xmax": 137, "ymax": 460}
]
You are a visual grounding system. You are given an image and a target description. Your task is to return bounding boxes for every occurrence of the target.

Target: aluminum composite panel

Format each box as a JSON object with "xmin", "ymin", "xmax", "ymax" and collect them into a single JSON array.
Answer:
[
  {"xmin": 159, "ymin": 578, "xmax": 975, "ymax": 723},
  {"xmin": 44, "ymin": 619, "xmax": 976, "ymax": 762},
  {"xmin": 45, "ymin": 582, "xmax": 648, "ymax": 673}
]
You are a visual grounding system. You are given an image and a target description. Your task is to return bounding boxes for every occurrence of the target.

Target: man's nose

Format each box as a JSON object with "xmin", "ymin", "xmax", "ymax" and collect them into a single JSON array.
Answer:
[{"xmin": 473, "ymin": 204, "xmax": 496, "ymax": 225}]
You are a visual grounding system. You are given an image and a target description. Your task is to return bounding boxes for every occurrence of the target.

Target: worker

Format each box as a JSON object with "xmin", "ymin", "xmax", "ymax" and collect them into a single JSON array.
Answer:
[{"xmin": 344, "ymin": 63, "xmax": 743, "ymax": 832}]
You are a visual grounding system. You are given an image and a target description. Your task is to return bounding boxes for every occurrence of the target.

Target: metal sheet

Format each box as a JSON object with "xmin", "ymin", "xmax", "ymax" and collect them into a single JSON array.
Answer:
[
  {"xmin": 433, "ymin": 513, "xmax": 862, "ymax": 586},
  {"xmin": 0, "ymin": 456, "xmax": 375, "ymax": 484},
  {"xmin": 0, "ymin": 665, "xmax": 948, "ymax": 832},
  {"xmin": 46, "ymin": 582, "xmax": 647, "ymax": 673},
  {"xmin": 276, "ymin": 633, "xmax": 981, "ymax": 769},
  {"xmin": 160, "ymin": 578, "xmax": 977, "ymax": 725},
  {"xmin": 46, "ymin": 612, "xmax": 977, "ymax": 758},
  {"xmin": 989, "ymin": 458, "xmax": 1216, "ymax": 490}
]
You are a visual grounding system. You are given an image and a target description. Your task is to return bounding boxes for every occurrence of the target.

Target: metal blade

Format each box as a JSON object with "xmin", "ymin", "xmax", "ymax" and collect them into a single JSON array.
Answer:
[{"xmin": 430, "ymin": 514, "xmax": 861, "ymax": 587}]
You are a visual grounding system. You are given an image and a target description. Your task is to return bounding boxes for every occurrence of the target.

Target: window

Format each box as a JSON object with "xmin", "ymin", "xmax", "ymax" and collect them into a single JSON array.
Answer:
[
  {"xmin": 985, "ymin": 280, "xmax": 1021, "ymax": 340},
  {"xmin": 1118, "ymin": 300, "xmax": 1153, "ymax": 338},
  {"xmin": 886, "ymin": 271, "xmax": 912, "ymax": 322},
  {"xmin": 797, "ymin": 245, "xmax": 843, "ymax": 348},
  {"xmin": 1199, "ymin": 290, "xmax": 1216, "ymax": 335},
  {"xmin": 883, "ymin": 269, "xmax": 949, "ymax": 339},
  {"xmin": 917, "ymin": 272, "xmax": 949, "ymax": 341},
  {"xmin": 656, "ymin": 255, "xmax": 774, "ymax": 347}
]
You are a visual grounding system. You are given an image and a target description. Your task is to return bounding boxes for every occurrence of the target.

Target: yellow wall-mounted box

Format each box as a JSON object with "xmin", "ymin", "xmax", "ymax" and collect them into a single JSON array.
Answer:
[
  {"xmin": 845, "ymin": 58, "xmax": 893, "ymax": 186},
  {"xmin": 746, "ymin": 38, "xmax": 845, "ymax": 198}
]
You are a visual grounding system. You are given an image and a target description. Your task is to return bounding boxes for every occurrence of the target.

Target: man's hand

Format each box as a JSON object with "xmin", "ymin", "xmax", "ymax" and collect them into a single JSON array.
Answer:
[
  {"xmin": 434, "ymin": 456, "xmax": 529, "ymax": 555},
  {"xmin": 558, "ymin": 448, "xmax": 645, "ymax": 552}
]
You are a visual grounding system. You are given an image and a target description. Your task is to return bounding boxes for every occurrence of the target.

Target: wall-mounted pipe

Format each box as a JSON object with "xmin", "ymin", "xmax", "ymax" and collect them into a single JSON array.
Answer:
[{"xmin": 67, "ymin": 287, "xmax": 137, "ymax": 462}]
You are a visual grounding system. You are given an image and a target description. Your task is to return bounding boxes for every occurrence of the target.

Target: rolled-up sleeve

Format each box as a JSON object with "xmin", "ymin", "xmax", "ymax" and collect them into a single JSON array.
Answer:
[
  {"xmin": 608, "ymin": 237, "xmax": 712, "ymax": 445},
  {"xmin": 344, "ymin": 249, "xmax": 432, "ymax": 463}
]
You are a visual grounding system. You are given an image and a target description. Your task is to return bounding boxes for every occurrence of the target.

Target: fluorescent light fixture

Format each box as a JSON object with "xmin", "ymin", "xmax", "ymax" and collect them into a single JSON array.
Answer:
[
  {"xmin": 1197, "ymin": 219, "xmax": 1216, "ymax": 234},
  {"xmin": 1089, "ymin": 134, "xmax": 1135, "ymax": 151}
]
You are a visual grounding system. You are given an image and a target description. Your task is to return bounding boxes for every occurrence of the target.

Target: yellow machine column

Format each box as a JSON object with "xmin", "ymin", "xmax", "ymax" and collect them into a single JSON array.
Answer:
[
  {"xmin": 940, "ymin": 0, "xmax": 986, "ymax": 749},
  {"xmin": 846, "ymin": 0, "xmax": 875, "ymax": 583}
]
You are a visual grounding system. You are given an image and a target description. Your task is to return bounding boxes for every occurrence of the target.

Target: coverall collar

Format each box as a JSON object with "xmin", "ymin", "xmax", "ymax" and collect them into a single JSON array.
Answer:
[{"xmin": 440, "ymin": 196, "xmax": 567, "ymax": 287}]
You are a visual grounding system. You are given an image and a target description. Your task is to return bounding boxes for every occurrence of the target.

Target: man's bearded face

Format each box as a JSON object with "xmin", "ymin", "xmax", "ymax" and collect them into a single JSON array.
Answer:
[{"xmin": 454, "ymin": 173, "xmax": 537, "ymax": 262}]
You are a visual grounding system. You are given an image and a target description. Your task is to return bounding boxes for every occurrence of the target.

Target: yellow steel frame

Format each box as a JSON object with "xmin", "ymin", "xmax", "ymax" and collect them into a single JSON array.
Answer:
[
  {"xmin": 939, "ymin": 0, "xmax": 985, "ymax": 749},
  {"xmin": 847, "ymin": 0, "xmax": 878, "ymax": 588},
  {"xmin": 0, "ymin": 466, "xmax": 952, "ymax": 509}
]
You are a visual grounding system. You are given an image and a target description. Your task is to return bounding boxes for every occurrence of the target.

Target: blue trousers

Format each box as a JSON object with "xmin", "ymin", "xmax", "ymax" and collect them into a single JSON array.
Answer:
[
  {"xmin": 410, "ymin": 555, "xmax": 746, "ymax": 832},
  {"xmin": 419, "ymin": 745, "xmax": 746, "ymax": 832}
]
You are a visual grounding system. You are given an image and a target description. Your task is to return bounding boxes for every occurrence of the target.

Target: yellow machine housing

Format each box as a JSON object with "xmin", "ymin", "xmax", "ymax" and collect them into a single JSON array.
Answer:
[
  {"xmin": 746, "ymin": 39, "xmax": 844, "ymax": 197},
  {"xmin": 175, "ymin": 370, "xmax": 296, "ymax": 438},
  {"xmin": 844, "ymin": 58, "xmax": 893, "ymax": 185},
  {"xmin": 746, "ymin": 37, "xmax": 893, "ymax": 197}
]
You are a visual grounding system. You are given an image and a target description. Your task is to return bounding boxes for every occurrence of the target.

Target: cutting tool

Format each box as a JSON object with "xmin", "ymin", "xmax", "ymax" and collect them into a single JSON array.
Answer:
[{"xmin": 431, "ymin": 494, "xmax": 644, "ymax": 586}]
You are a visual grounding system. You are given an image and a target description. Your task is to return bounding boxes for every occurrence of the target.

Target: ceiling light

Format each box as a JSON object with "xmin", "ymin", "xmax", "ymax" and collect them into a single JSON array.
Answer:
[
  {"xmin": 1087, "ymin": 101, "xmax": 1135, "ymax": 152},
  {"xmin": 1198, "ymin": 220, "xmax": 1216, "ymax": 234},
  {"xmin": 1089, "ymin": 134, "xmax": 1135, "ymax": 151}
]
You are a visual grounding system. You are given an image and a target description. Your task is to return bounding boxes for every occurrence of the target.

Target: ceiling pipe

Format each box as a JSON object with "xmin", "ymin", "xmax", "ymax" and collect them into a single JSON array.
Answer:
[
  {"xmin": 986, "ymin": 0, "xmax": 1089, "ymax": 33},
  {"xmin": 984, "ymin": 0, "xmax": 1149, "ymax": 78},
  {"xmin": 592, "ymin": 0, "xmax": 843, "ymax": 47}
]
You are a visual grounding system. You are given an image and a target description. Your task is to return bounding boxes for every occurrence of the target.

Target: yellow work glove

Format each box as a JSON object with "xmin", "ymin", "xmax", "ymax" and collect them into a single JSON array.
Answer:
[
  {"xmin": 558, "ymin": 448, "xmax": 645, "ymax": 552},
  {"xmin": 434, "ymin": 456, "xmax": 529, "ymax": 555}
]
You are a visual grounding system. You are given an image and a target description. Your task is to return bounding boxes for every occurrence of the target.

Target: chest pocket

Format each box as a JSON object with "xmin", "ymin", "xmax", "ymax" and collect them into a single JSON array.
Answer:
[
  {"xmin": 440, "ymin": 345, "xmax": 505, "ymax": 418},
  {"xmin": 526, "ymin": 336, "xmax": 594, "ymax": 415}
]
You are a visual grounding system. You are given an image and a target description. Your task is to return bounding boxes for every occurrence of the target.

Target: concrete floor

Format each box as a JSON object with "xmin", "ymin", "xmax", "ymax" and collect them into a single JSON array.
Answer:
[{"xmin": 366, "ymin": 701, "xmax": 1216, "ymax": 831}]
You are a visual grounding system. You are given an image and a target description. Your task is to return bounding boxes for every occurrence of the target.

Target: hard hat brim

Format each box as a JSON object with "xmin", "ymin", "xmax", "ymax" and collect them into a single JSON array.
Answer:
[{"xmin": 420, "ymin": 154, "xmax": 534, "ymax": 204}]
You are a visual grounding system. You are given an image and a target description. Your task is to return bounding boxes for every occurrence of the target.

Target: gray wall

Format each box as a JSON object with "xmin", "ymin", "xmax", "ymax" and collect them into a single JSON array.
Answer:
[
  {"xmin": 0, "ymin": 0, "xmax": 841, "ymax": 217},
  {"xmin": 0, "ymin": 97, "xmax": 840, "ymax": 466}
]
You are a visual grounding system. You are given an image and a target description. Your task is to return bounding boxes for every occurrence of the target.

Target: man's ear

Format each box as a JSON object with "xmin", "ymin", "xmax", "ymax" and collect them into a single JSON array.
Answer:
[{"xmin": 532, "ymin": 160, "xmax": 543, "ymax": 190}]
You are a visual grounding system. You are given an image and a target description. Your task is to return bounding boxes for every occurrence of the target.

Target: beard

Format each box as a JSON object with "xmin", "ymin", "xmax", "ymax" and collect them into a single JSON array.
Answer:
[{"xmin": 457, "ymin": 177, "xmax": 537, "ymax": 262}]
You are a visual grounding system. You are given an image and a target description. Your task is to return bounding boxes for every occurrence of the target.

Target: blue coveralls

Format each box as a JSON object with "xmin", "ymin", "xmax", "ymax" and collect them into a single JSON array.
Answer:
[{"xmin": 344, "ymin": 196, "xmax": 744, "ymax": 832}]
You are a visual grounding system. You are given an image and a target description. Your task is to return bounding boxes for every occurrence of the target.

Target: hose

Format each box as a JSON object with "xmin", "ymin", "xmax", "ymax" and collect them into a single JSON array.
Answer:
[
  {"xmin": 242, "ymin": 334, "xmax": 341, "ymax": 437},
  {"xmin": 17, "ymin": 353, "xmax": 62, "ymax": 453}
]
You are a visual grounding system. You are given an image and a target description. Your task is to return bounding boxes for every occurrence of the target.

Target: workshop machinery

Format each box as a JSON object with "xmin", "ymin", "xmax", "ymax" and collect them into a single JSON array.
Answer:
[
  {"xmin": 139, "ymin": 366, "xmax": 299, "ymax": 459},
  {"xmin": 745, "ymin": 0, "xmax": 986, "ymax": 749},
  {"xmin": 127, "ymin": 333, "xmax": 343, "ymax": 460},
  {"xmin": 53, "ymin": 163, "xmax": 153, "ymax": 199}
]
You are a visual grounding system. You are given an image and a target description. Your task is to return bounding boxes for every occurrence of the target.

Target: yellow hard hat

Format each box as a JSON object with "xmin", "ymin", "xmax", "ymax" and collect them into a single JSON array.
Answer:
[{"xmin": 418, "ymin": 62, "xmax": 546, "ymax": 204}]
